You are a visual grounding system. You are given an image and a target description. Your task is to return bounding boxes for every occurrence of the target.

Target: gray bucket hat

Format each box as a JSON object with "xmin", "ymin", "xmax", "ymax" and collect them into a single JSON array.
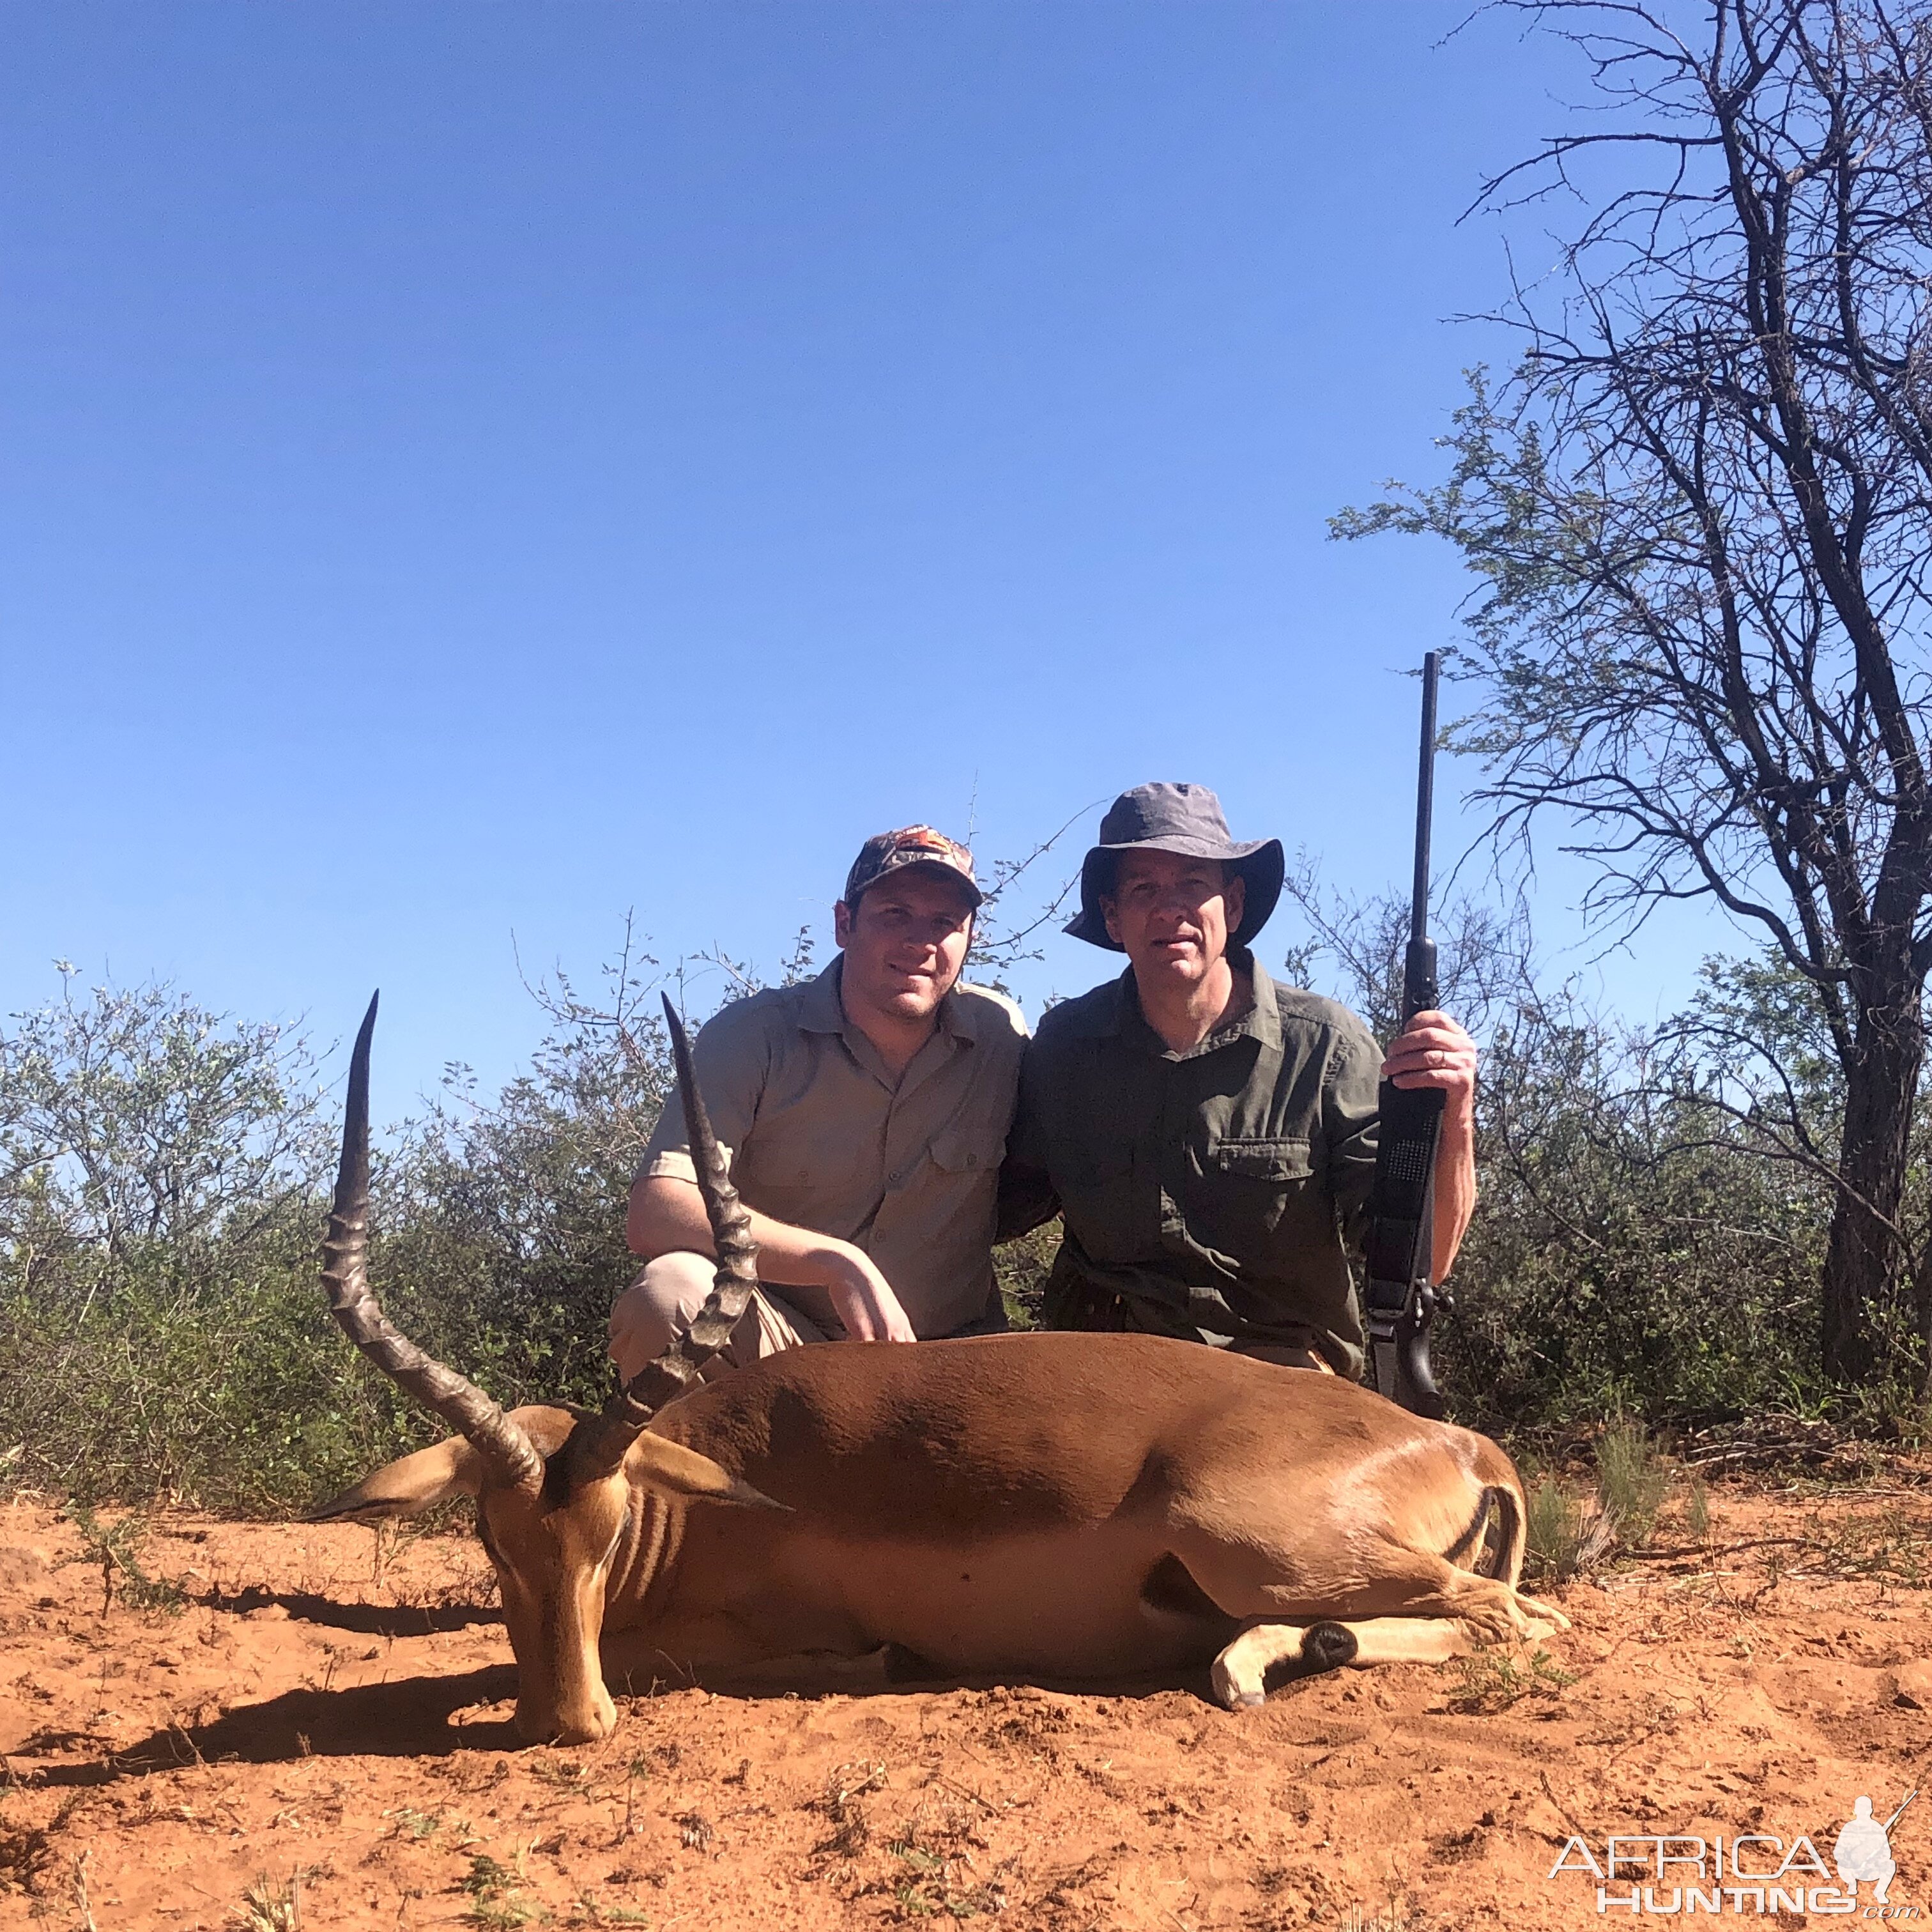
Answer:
[{"xmin": 1065, "ymin": 782, "xmax": 1285, "ymax": 951}]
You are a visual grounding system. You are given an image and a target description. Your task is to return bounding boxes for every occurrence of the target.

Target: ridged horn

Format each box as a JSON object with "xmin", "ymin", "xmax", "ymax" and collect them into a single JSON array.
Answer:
[
  {"xmin": 586, "ymin": 994, "xmax": 760, "ymax": 1473},
  {"xmin": 321, "ymin": 994, "xmax": 543, "ymax": 1490}
]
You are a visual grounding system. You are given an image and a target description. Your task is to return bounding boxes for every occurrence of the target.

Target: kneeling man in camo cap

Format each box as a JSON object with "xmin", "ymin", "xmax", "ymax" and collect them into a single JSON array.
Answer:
[
  {"xmin": 999, "ymin": 781, "xmax": 1478, "ymax": 1378},
  {"xmin": 611, "ymin": 825, "xmax": 1027, "ymax": 1379}
]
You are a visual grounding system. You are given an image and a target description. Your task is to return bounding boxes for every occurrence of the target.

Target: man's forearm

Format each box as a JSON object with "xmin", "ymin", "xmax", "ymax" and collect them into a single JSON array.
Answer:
[
  {"xmin": 1430, "ymin": 1105, "xmax": 1477, "ymax": 1283},
  {"xmin": 627, "ymin": 1173, "xmax": 917, "ymax": 1344},
  {"xmin": 628, "ymin": 1176, "xmax": 866, "ymax": 1292}
]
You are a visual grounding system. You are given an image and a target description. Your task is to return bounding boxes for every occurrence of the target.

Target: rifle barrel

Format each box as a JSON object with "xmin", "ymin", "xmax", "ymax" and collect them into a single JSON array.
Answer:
[{"xmin": 1411, "ymin": 652, "xmax": 1438, "ymax": 947}]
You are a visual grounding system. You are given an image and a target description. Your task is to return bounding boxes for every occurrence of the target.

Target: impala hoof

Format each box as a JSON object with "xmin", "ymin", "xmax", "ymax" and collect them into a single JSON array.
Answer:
[
  {"xmin": 1298, "ymin": 1621, "xmax": 1359, "ymax": 1676},
  {"xmin": 1209, "ymin": 1659, "xmax": 1262, "ymax": 1710}
]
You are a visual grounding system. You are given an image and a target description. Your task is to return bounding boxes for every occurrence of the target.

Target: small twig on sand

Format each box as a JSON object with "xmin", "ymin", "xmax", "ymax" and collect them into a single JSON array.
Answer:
[
  {"xmin": 928, "ymin": 1770, "xmax": 1000, "ymax": 1813},
  {"xmin": 74, "ymin": 1848, "xmax": 98, "ymax": 1932},
  {"xmin": 1540, "ymin": 1770, "xmax": 1589, "ymax": 1842},
  {"xmin": 1648, "ymin": 1537, "xmax": 1835, "ymax": 1562}
]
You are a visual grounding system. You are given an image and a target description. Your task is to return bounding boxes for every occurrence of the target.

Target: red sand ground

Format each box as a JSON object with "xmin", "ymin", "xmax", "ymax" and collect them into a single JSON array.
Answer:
[{"xmin": 2, "ymin": 1479, "xmax": 1929, "ymax": 1929}]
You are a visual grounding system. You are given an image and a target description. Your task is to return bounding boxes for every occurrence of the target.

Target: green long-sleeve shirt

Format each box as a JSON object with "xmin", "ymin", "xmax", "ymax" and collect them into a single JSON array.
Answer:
[{"xmin": 998, "ymin": 950, "xmax": 1382, "ymax": 1376}]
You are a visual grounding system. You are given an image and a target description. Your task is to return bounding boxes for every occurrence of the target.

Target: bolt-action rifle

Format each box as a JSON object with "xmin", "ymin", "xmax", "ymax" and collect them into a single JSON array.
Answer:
[{"xmin": 1363, "ymin": 652, "xmax": 1453, "ymax": 1419}]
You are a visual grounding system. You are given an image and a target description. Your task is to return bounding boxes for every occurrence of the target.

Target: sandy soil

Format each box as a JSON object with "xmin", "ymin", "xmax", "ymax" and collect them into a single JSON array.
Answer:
[{"xmin": 2, "ymin": 1478, "xmax": 1929, "ymax": 1930}]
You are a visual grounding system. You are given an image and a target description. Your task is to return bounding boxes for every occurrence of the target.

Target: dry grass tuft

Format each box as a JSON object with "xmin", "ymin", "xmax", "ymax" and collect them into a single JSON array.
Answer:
[
  {"xmin": 233, "ymin": 1869, "xmax": 318, "ymax": 1932},
  {"xmin": 1594, "ymin": 1418, "xmax": 1669, "ymax": 1547},
  {"xmin": 806, "ymin": 1759, "xmax": 889, "ymax": 1863},
  {"xmin": 1524, "ymin": 1478, "xmax": 1616, "ymax": 1584}
]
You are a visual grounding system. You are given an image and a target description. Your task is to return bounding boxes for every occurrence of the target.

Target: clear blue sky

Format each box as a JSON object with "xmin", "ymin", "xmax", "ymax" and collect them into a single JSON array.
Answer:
[{"xmin": 1, "ymin": 3, "xmax": 1713, "ymax": 1114}]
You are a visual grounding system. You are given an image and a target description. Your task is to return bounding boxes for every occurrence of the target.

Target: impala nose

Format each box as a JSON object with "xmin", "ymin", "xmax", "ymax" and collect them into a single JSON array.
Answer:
[{"xmin": 517, "ymin": 1684, "xmax": 617, "ymax": 1746}]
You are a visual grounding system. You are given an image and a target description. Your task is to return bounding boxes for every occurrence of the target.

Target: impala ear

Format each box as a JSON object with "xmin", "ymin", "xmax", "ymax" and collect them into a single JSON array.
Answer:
[
  {"xmin": 623, "ymin": 1430, "xmax": 788, "ymax": 1512},
  {"xmin": 307, "ymin": 1438, "xmax": 486, "ymax": 1522}
]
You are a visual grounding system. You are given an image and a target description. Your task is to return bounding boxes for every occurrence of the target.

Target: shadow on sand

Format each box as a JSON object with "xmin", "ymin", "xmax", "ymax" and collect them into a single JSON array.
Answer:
[
  {"xmin": 649, "ymin": 1652, "xmax": 1225, "ymax": 1708},
  {"xmin": 33, "ymin": 1664, "xmax": 522, "ymax": 1785},
  {"xmin": 196, "ymin": 1585, "xmax": 500, "ymax": 1637},
  {"xmin": 25, "ymin": 1649, "xmax": 1232, "ymax": 1791}
]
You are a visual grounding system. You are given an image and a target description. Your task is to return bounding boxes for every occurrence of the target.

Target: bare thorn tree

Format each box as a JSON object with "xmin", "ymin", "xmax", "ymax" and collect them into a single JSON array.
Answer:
[{"xmin": 1336, "ymin": 0, "xmax": 1932, "ymax": 1383}]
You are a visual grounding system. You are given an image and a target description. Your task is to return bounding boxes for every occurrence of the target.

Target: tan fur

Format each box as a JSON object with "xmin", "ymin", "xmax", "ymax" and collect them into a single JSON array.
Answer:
[{"xmin": 322, "ymin": 1331, "xmax": 1565, "ymax": 1744}]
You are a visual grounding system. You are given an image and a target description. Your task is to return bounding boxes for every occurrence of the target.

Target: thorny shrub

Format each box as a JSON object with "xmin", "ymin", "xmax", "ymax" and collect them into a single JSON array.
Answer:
[{"xmin": 6, "ymin": 871, "xmax": 1928, "ymax": 1517}]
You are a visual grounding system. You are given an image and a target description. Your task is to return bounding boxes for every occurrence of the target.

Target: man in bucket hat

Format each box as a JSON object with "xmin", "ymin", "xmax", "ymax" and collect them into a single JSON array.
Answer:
[
  {"xmin": 612, "ymin": 826, "xmax": 1026, "ymax": 1378},
  {"xmin": 999, "ymin": 782, "xmax": 1477, "ymax": 1377}
]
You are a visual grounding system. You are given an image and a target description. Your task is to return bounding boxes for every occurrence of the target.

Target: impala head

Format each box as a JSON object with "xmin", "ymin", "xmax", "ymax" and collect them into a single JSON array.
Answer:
[{"xmin": 308, "ymin": 993, "xmax": 774, "ymax": 1745}]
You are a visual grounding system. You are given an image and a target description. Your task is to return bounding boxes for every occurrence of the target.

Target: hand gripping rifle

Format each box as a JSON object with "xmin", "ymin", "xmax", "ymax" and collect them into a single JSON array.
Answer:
[{"xmin": 1363, "ymin": 652, "xmax": 1453, "ymax": 1418}]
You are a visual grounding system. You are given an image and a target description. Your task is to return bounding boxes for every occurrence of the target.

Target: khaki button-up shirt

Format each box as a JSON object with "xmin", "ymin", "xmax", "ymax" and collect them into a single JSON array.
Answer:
[
  {"xmin": 1000, "ymin": 951, "xmax": 1381, "ymax": 1376},
  {"xmin": 640, "ymin": 959, "xmax": 1027, "ymax": 1338}
]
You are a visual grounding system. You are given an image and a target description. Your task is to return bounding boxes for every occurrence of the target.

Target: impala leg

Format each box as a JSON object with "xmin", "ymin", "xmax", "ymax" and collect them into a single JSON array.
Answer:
[
  {"xmin": 1211, "ymin": 1620, "xmax": 1361, "ymax": 1708},
  {"xmin": 1412, "ymin": 1567, "xmax": 1570, "ymax": 1641},
  {"xmin": 1175, "ymin": 1522, "xmax": 1569, "ymax": 1649},
  {"xmin": 1211, "ymin": 1611, "xmax": 1560, "ymax": 1710},
  {"xmin": 1513, "ymin": 1590, "xmax": 1568, "ymax": 1629}
]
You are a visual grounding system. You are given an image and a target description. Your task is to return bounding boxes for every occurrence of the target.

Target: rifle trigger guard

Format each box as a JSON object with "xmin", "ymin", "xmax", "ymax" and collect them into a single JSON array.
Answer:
[{"xmin": 1410, "ymin": 1279, "xmax": 1455, "ymax": 1325}]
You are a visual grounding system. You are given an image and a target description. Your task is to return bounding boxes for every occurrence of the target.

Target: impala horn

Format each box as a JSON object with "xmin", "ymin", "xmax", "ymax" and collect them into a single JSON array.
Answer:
[
  {"xmin": 585, "ymin": 994, "xmax": 761, "ymax": 1472},
  {"xmin": 321, "ymin": 994, "xmax": 543, "ymax": 1489}
]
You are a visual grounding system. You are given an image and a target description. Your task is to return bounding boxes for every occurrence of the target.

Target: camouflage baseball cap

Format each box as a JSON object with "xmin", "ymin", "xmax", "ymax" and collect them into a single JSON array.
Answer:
[{"xmin": 843, "ymin": 825, "xmax": 983, "ymax": 908}]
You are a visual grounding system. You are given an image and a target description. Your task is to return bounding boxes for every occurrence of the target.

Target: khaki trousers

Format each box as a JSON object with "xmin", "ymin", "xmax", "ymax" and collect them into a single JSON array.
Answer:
[{"xmin": 608, "ymin": 1251, "xmax": 833, "ymax": 1385}]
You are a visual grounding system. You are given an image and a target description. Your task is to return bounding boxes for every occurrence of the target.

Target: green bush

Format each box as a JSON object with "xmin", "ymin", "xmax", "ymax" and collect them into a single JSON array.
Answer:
[
  {"xmin": 1592, "ymin": 1417, "xmax": 1669, "ymax": 1549},
  {"xmin": 995, "ymin": 1224, "xmax": 1057, "ymax": 1329},
  {"xmin": 1439, "ymin": 1025, "xmax": 1829, "ymax": 1431},
  {"xmin": 0, "ymin": 964, "xmax": 668, "ymax": 1515},
  {"xmin": 1279, "ymin": 882, "xmax": 1846, "ymax": 1429},
  {"xmin": 0, "ymin": 1228, "xmax": 420, "ymax": 1512},
  {"xmin": 0, "ymin": 908, "xmax": 1912, "ymax": 1521}
]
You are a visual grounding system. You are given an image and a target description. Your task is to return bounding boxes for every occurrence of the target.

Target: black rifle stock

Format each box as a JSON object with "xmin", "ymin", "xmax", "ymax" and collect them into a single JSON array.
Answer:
[{"xmin": 1363, "ymin": 652, "xmax": 1452, "ymax": 1418}]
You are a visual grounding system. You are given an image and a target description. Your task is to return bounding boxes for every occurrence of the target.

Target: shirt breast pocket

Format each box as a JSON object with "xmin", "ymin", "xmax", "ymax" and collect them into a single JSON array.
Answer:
[
  {"xmin": 1208, "ymin": 1135, "xmax": 1317, "ymax": 1244},
  {"xmin": 930, "ymin": 1126, "xmax": 1006, "ymax": 1178},
  {"xmin": 1213, "ymin": 1136, "xmax": 1314, "ymax": 1181}
]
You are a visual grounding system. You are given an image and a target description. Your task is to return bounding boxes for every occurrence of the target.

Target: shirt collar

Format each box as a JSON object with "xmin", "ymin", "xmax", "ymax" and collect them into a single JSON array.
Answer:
[
  {"xmin": 936, "ymin": 985, "xmax": 975, "ymax": 1042},
  {"xmin": 796, "ymin": 958, "xmax": 848, "ymax": 1034},
  {"xmin": 1223, "ymin": 948, "xmax": 1282, "ymax": 1052},
  {"xmin": 795, "ymin": 954, "xmax": 976, "ymax": 1045},
  {"xmin": 1088, "ymin": 945, "xmax": 1279, "ymax": 1056}
]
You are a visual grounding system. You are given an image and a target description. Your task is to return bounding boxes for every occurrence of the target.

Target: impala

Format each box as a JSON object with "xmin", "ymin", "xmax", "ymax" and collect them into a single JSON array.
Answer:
[{"xmin": 309, "ymin": 995, "xmax": 1563, "ymax": 1744}]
